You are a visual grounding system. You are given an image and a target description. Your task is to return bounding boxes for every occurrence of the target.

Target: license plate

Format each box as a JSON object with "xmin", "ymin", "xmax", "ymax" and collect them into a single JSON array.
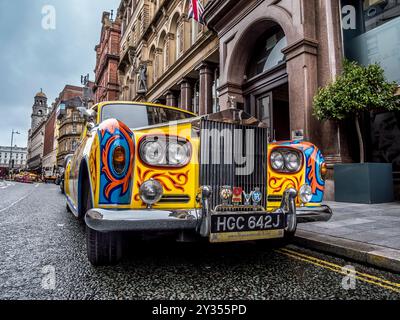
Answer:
[{"xmin": 210, "ymin": 212, "xmax": 285, "ymax": 243}]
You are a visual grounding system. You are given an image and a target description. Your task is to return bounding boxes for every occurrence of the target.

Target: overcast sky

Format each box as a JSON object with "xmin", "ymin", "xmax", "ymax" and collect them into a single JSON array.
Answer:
[{"xmin": 0, "ymin": 0, "xmax": 120, "ymax": 147}]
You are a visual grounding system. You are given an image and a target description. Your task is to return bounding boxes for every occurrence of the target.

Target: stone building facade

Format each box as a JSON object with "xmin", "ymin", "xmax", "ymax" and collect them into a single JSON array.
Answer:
[
  {"xmin": 0, "ymin": 146, "xmax": 27, "ymax": 170},
  {"xmin": 56, "ymin": 85, "xmax": 86, "ymax": 167},
  {"xmin": 27, "ymin": 90, "xmax": 49, "ymax": 172},
  {"xmin": 203, "ymin": 0, "xmax": 349, "ymax": 166},
  {"xmin": 42, "ymin": 103, "xmax": 58, "ymax": 176},
  {"xmin": 94, "ymin": 11, "xmax": 122, "ymax": 103},
  {"xmin": 117, "ymin": 0, "xmax": 219, "ymax": 114},
  {"xmin": 27, "ymin": 122, "xmax": 46, "ymax": 172}
]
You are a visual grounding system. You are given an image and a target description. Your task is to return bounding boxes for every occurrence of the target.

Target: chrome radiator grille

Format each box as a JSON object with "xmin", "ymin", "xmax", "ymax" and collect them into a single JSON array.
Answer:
[{"xmin": 200, "ymin": 119, "xmax": 268, "ymax": 210}]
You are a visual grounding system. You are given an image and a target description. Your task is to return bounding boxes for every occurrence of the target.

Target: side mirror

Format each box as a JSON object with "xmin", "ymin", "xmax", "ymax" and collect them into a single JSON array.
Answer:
[
  {"xmin": 63, "ymin": 154, "xmax": 74, "ymax": 169},
  {"xmin": 78, "ymin": 107, "xmax": 97, "ymax": 123},
  {"xmin": 78, "ymin": 107, "xmax": 97, "ymax": 134}
]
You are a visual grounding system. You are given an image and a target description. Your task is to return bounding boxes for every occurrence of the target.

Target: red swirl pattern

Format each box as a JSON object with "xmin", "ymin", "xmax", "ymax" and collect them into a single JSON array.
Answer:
[
  {"xmin": 136, "ymin": 167, "xmax": 189, "ymax": 193},
  {"xmin": 268, "ymin": 175, "xmax": 303, "ymax": 193}
]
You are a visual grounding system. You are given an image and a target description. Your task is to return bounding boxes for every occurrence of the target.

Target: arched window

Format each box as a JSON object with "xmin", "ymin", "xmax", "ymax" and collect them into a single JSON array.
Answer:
[
  {"xmin": 247, "ymin": 27, "xmax": 287, "ymax": 79},
  {"xmin": 169, "ymin": 12, "xmax": 180, "ymax": 64},
  {"xmin": 191, "ymin": 19, "xmax": 199, "ymax": 45},
  {"xmin": 176, "ymin": 22, "xmax": 182, "ymax": 60},
  {"xmin": 163, "ymin": 34, "xmax": 168, "ymax": 72},
  {"xmin": 149, "ymin": 46, "xmax": 156, "ymax": 86}
]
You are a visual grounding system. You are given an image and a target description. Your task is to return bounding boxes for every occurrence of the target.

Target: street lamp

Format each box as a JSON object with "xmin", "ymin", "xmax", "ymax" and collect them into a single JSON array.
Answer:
[{"xmin": 9, "ymin": 130, "xmax": 20, "ymax": 179}]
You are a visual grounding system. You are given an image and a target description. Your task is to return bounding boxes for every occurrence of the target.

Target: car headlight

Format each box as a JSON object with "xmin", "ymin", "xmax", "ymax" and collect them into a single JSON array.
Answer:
[
  {"xmin": 140, "ymin": 140, "xmax": 165, "ymax": 165},
  {"xmin": 284, "ymin": 151, "xmax": 301, "ymax": 172},
  {"xmin": 270, "ymin": 151, "xmax": 284, "ymax": 170},
  {"xmin": 167, "ymin": 142, "xmax": 191, "ymax": 166},
  {"xmin": 270, "ymin": 148, "xmax": 303, "ymax": 173},
  {"xmin": 140, "ymin": 136, "xmax": 191, "ymax": 167},
  {"xmin": 299, "ymin": 184, "xmax": 313, "ymax": 203},
  {"xmin": 139, "ymin": 179, "xmax": 163, "ymax": 205}
]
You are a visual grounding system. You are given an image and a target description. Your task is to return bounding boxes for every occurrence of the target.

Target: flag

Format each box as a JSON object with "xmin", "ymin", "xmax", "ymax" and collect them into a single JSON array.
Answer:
[{"xmin": 188, "ymin": 0, "xmax": 205, "ymax": 25}]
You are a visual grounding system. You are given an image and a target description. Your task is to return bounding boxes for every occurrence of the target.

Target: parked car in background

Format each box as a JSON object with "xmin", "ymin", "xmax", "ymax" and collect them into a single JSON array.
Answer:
[{"xmin": 63, "ymin": 101, "xmax": 332, "ymax": 265}]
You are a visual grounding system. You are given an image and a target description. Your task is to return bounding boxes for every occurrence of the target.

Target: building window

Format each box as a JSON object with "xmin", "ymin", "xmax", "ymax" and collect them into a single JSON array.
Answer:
[
  {"xmin": 191, "ymin": 19, "xmax": 199, "ymax": 45},
  {"xmin": 176, "ymin": 32, "xmax": 181, "ymax": 61},
  {"xmin": 71, "ymin": 140, "xmax": 77, "ymax": 152},
  {"xmin": 341, "ymin": 0, "xmax": 400, "ymax": 84},
  {"xmin": 193, "ymin": 80, "xmax": 200, "ymax": 114},
  {"xmin": 73, "ymin": 112, "xmax": 79, "ymax": 122},
  {"xmin": 72, "ymin": 124, "xmax": 77, "ymax": 134},
  {"xmin": 246, "ymin": 27, "xmax": 287, "ymax": 79}
]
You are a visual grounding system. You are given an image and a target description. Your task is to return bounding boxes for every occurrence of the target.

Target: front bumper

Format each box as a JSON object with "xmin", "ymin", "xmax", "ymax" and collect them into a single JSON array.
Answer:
[
  {"xmin": 85, "ymin": 209, "xmax": 200, "ymax": 232},
  {"xmin": 85, "ymin": 194, "xmax": 332, "ymax": 234}
]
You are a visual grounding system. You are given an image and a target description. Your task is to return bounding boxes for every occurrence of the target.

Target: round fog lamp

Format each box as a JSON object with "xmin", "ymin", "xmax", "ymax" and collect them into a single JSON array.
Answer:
[
  {"xmin": 299, "ymin": 184, "xmax": 313, "ymax": 203},
  {"xmin": 139, "ymin": 179, "xmax": 163, "ymax": 205}
]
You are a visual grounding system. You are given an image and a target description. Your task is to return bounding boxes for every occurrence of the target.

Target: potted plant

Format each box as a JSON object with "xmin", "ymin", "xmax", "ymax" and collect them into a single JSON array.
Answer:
[{"xmin": 313, "ymin": 60, "xmax": 399, "ymax": 203}]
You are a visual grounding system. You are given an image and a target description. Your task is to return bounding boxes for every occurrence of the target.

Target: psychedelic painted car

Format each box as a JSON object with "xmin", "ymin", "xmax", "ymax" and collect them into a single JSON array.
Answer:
[{"xmin": 64, "ymin": 101, "xmax": 332, "ymax": 265}]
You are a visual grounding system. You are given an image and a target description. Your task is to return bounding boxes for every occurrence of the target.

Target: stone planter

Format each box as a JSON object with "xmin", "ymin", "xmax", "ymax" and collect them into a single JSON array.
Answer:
[{"xmin": 334, "ymin": 163, "xmax": 394, "ymax": 204}]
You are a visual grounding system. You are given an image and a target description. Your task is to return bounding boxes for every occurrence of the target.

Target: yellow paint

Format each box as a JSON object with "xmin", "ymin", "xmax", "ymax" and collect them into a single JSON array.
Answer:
[
  {"xmin": 67, "ymin": 101, "xmax": 324, "ymax": 212},
  {"xmin": 276, "ymin": 248, "xmax": 400, "ymax": 293}
]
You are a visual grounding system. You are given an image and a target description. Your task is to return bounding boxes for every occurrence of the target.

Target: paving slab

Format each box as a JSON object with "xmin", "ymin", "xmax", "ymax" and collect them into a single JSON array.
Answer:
[{"xmin": 295, "ymin": 201, "xmax": 400, "ymax": 272}]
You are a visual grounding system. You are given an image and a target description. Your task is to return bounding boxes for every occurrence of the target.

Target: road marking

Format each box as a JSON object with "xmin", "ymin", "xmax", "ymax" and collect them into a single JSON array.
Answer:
[
  {"xmin": 0, "ymin": 181, "xmax": 15, "ymax": 189},
  {"xmin": 0, "ymin": 185, "xmax": 37, "ymax": 213},
  {"xmin": 276, "ymin": 247, "xmax": 400, "ymax": 293}
]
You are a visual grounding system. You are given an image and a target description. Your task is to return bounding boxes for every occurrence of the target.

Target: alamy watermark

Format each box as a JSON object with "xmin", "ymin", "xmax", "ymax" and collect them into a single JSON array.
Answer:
[
  {"xmin": 342, "ymin": 5, "xmax": 357, "ymax": 30},
  {"xmin": 41, "ymin": 265, "xmax": 56, "ymax": 290},
  {"xmin": 341, "ymin": 265, "xmax": 356, "ymax": 290},
  {"xmin": 41, "ymin": 5, "xmax": 56, "ymax": 30}
]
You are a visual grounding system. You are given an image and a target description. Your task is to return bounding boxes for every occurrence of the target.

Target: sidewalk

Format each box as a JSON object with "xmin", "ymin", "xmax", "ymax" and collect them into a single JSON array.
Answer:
[{"xmin": 295, "ymin": 201, "xmax": 400, "ymax": 272}]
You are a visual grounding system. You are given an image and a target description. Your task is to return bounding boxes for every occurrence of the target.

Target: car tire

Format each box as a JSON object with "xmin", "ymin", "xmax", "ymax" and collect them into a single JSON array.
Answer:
[{"xmin": 86, "ymin": 226, "xmax": 122, "ymax": 266}]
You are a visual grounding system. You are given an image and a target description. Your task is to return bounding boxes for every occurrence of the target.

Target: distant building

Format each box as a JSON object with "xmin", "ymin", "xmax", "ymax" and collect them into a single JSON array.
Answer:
[
  {"xmin": 56, "ymin": 85, "xmax": 86, "ymax": 167},
  {"xmin": 27, "ymin": 90, "xmax": 49, "ymax": 172},
  {"xmin": 30, "ymin": 89, "xmax": 49, "ymax": 130},
  {"xmin": 93, "ymin": 11, "xmax": 121, "ymax": 103},
  {"xmin": 0, "ymin": 146, "xmax": 27, "ymax": 170},
  {"xmin": 42, "ymin": 102, "xmax": 58, "ymax": 177}
]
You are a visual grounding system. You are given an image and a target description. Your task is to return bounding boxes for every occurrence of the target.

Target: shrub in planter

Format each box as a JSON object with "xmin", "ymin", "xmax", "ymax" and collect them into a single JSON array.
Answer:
[{"xmin": 313, "ymin": 60, "xmax": 399, "ymax": 203}]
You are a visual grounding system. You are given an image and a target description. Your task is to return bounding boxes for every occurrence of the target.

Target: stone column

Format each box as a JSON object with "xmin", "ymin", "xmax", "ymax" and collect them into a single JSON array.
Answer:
[
  {"xmin": 283, "ymin": 39, "xmax": 320, "ymax": 143},
  {"xmin": 197, "ymin": 63, "xmax": 214, "ymax": 116},
  {"xmin": 179, "ymin": 79, "xmax": 193, "ymax": 111},
  {"xmin": 166, "ymin": 91, "xmax": 177, "ymax": 107},
  {"xmin": 283, "ymin": 38, "xmax": 351, "ymax": 202}
]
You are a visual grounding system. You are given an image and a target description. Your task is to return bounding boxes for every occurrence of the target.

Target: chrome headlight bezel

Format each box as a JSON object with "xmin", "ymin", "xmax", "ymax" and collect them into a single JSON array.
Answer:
[
  {"xmin": 284, "ymin": 151, "xmax": 302, "ymax": 172},
  {"xmin": 299, "ymin": 184, "xmax": 313, "ymax": 203},
  {"xmin": 269, "ymin": 148, "xmax": 303, "ymax": 173},
  {"xmin": 270, "ymin": 151, "xmax": 285, "ymax": 171},
  {"xmin": 139, "ymin": 135, "xmax": 192, "ymax": 168}
]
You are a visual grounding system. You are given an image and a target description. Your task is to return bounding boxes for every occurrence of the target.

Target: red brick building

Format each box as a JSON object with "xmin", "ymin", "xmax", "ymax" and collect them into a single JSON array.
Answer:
[
  {"xmin": 93, "ymin": 11, "xmax": 121, "ymax": 103},
  {"xmin": 42, "ymin": 103, "xmax": 57, "ymax": 175}
]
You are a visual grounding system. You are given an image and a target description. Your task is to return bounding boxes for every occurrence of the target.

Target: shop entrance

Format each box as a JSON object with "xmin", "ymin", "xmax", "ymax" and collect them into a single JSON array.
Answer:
[
  {"xmin": 254, "ymin": 83, "xmax": 290, "ymax": 141},
  {"xmin": 241, "ymin": 22, "xmax": 291, "ymax": 142}
]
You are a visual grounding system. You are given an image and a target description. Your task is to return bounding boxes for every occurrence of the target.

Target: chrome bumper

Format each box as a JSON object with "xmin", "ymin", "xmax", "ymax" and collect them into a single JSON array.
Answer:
[
  {"xmin": 85, "ymin": 191, "xmax": 332, "ymax": 234},
  {"xmin": 85, "ymin": 209, "xmax": 201, "ymax": 232}
]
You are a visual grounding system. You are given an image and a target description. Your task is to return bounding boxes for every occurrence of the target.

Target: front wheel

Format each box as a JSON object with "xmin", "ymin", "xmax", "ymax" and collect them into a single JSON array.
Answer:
[{"xmin": 86, "ymin": 226, "xmax": 122, "ymax": 266}]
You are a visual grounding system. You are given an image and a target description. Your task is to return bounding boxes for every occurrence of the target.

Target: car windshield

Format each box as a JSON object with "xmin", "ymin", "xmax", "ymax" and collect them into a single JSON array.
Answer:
[{"xmin": 101, "ymin": 104, "xmax": 195, "ymax": 128}]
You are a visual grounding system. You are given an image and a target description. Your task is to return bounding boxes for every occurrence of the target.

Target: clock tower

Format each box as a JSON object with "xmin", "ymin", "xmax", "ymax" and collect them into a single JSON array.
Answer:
[{"xmin": 31, "ymin": 89, "xmax": 48, "ymax": 130}]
